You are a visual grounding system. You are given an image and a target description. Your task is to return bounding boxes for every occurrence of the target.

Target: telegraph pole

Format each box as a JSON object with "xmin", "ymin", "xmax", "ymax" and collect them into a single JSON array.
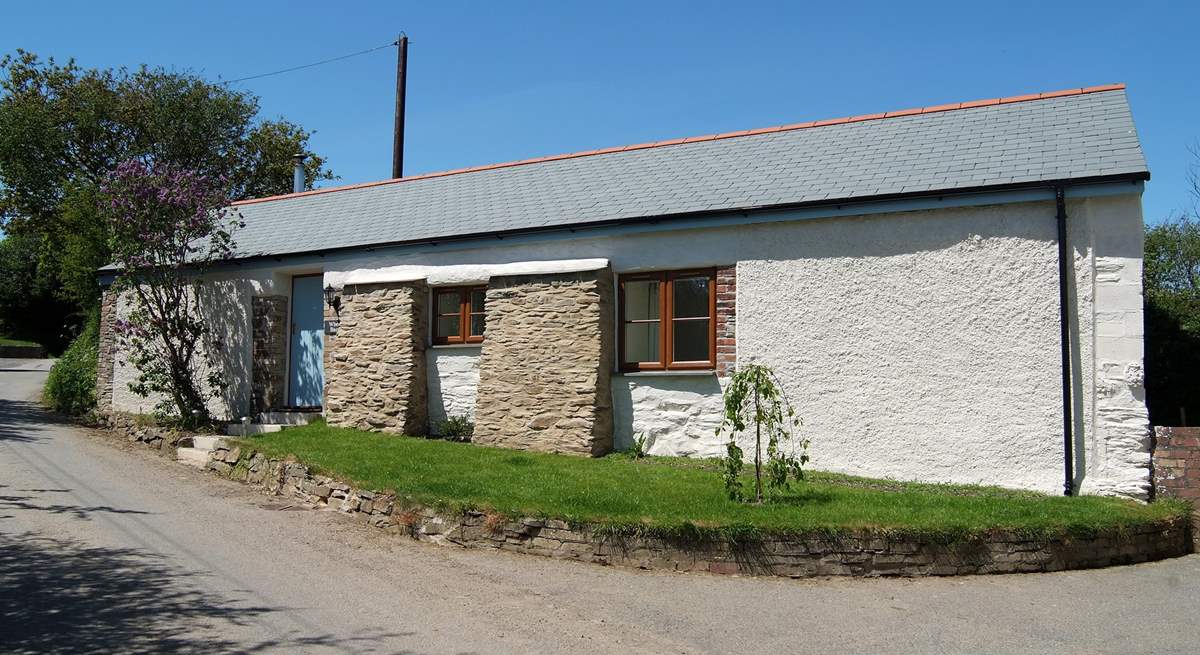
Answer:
[{"xmin": 392, "ymin": 34, "xmax": 408, "ymax": 179}]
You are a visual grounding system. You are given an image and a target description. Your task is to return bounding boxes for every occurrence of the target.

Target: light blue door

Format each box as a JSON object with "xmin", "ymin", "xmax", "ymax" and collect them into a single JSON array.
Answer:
[{"xmin": 288, "ymin": 275, "xmax": 325, "ymax": 408}]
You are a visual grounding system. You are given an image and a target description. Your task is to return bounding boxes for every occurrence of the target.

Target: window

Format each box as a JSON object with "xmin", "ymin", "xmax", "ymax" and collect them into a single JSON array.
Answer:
[
  {"xmin": 433, "ymin": 286, "xmax": 486, "ymax": 344},
  {"xmin": 619, "ymin": 270, "xmax": 715, "ymax": 370}
]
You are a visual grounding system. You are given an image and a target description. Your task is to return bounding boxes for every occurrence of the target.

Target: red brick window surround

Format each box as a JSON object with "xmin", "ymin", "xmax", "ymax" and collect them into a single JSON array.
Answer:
[{"xmin": 715, "ymin": 265, "xmax": 736, "ymax": 377}]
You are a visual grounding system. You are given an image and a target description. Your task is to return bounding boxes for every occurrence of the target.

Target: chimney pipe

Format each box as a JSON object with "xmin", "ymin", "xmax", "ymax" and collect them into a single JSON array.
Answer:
[{"xmin": 292, "ymin": 153, "xmax": 306, "ymax": 193}]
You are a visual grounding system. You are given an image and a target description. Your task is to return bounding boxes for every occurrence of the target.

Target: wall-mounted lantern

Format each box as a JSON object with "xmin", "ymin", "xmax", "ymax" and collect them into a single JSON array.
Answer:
[{"xmin": 323, "ymin": 284, "xmax": 341, "ymax": 314}]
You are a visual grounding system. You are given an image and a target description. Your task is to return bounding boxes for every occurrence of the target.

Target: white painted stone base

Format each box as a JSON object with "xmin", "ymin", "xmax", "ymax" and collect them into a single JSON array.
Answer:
[
  {"xmin": 612, "ymin": 374, "xmax": 726, "ymax": 458},
  {"xmin": 427, "ymin": 346, "xmax": 481, "ymax": 433}
]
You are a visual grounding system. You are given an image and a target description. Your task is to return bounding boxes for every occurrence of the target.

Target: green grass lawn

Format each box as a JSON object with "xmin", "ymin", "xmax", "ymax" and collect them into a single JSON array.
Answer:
[
  {"xmin": 0, "ymin": 336, "xmax": 42, "ymax": 348},
  {"xmin": 239, "ymin": 421, "xmax": 1188, "ymax": 541}
]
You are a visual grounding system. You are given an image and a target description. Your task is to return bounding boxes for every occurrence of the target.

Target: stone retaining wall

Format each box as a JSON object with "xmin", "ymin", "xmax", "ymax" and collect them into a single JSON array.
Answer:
[
  {"xmin": 473, "ymin": 269, "xmax": 615, "ymax": 456},
  {"xmin": 202, "ymin": 441, "xmax": 1191, "ymax": 578},
  {"xmin": 101, "ymin": 413, "xmax": 189, "ymax": 456}
]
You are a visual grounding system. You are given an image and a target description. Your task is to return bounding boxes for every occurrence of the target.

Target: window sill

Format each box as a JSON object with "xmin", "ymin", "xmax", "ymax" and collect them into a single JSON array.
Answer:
[
  {"xmin": 430, "ymin": 343, "xmax": 483, "ymax": 350},
  {"xmin": 615, "ymin": 370, "xmax": 716, "ymax": 378}
]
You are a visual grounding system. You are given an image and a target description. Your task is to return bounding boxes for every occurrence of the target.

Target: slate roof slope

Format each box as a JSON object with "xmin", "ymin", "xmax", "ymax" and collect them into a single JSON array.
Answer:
[{"xmin": 230, "ymin": 86, "xmax": 1147, "ymax": 260}]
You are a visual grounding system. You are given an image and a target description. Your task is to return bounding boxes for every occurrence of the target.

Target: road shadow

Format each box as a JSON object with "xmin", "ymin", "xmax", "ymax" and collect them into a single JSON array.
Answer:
[
  {"xmin": 0, "ymin": 530, "xmax": 414, "ymax": 654},
  {"xmin": 0, "ymin": 397, "xmax": 61, "ymax": 444},
  {"xmin": 0, "ymin": 484, "xmax": 152, "ymax": 522}
]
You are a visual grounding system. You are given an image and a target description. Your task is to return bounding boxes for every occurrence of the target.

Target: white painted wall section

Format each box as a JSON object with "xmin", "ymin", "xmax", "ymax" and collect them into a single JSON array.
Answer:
[
  {"xmin": 1073, "ymin": 194, "xmax": 1150, "ymax": 498},
  {"xmin": 110, "ymin": 278, "xmax": 253, "ymax": 421},
  {"xmin": 427, "ymin": 345, "xmax": 481, "ymax": 432},
  {"xmin": 611, "ymin": 374, "xmax": 726, "ymax": 457}
]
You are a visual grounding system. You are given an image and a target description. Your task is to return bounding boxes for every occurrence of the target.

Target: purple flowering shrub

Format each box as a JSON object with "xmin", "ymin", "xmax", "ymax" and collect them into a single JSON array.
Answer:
[{"xmin": 100, "ymin": 160, "xmax": 244, "ymax": 427}]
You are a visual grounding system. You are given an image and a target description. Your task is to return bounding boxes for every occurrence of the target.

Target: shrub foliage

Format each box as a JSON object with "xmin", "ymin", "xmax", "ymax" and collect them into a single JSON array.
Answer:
[{"xmin": 43, "ymin": 314, "xmax": 98, "ymax": 415}]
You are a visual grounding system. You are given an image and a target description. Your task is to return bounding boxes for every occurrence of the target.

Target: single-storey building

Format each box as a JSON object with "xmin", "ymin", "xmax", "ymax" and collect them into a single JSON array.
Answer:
[{"xmin": 97, "ymin": 84, "xmax": 1152, "ymax": 498}]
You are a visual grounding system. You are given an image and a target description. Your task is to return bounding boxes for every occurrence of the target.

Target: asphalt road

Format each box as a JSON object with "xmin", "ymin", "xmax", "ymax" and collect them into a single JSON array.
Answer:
[{"xmin": 2, "ymin": 358, "xmax": 1199, "ymax": 654}]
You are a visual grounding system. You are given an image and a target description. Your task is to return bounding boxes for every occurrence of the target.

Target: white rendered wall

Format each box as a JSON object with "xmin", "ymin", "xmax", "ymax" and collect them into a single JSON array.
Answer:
[
  {"xmin": 110, "ymin": 278, "xmax": 254, "ymax": 421},
  {"xmin": 108, "ymin": 192, "xmax": 1148, "ymax": 496},
  {"xmin": 427, "ymin": 345, "xmax": 481, "ymax": 432},
  {"xmin": 313, "ymin": 194, "xmax": 1146, "ymax": 496},
  {"xmin": 611, "ymin": 374, "xmax": 726, "ymax": 457}
]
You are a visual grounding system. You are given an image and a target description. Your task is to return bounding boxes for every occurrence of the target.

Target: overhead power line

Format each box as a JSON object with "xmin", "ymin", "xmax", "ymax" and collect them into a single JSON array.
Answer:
[{"xmin": 222, "ymin": 39, "xmax": 399, "ymax": 85}]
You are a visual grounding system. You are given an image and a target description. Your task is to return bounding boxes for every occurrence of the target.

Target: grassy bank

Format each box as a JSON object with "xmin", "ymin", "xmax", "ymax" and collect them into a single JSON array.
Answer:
[
  {"xmin": 239, "ymin": 421, "xmax": 1188, "ymax": 542},
  {"xmin": 0, "ymin": 336, "xmax": 42, "ymax": 348}
]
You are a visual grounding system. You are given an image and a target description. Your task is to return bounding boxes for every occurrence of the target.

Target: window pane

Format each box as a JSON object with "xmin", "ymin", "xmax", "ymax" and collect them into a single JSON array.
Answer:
[
  {"xmin": 436, "ymin": 291, "xmax": 460, "ymax": 315},
  {"xmin": 470, "ymin": 289, "xmax": 486, "ymax": 313},
  {"xmin": 673, "ymin": 277, "xmax": 709, "ymax": 318},
  {"xmin": 673, "ymin": 319, "xmax": 709, "ymax": 362},
  {"xmin": 436, "ymin": 315, "xmax": 461, "ymax": 339},
  {"xmin": 623, "ymin": 280, "xmax": 659, "ymax": 321},
  {"xmin": 469, "ymin": 314, "xmax": 485, "ymax": 337},
  {"xmin": 623, "ymin": 322, "xmax": 660, "ymax": 363}
]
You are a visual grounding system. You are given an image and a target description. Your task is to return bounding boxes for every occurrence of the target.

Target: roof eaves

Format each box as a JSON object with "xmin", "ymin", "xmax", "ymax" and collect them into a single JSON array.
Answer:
[{"xmin": 221, "ymin": 171, "xmax": 1147, "ymax": 268}]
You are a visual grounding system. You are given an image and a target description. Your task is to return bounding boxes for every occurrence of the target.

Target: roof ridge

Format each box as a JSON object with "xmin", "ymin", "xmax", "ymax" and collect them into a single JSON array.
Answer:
[{"xmin": 233, "ymin": 83, "xmax": 1126, "ymax": 207}]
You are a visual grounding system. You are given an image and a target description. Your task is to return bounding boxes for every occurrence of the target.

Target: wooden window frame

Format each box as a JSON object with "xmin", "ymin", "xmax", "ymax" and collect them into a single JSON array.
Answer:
[
  {"xmin": 618, "ymin": 269, "xmax": 716, "ymax": 372},
  {"xmin": 432, "ymin": 286, "xmax": 487, "ymax": 345}
]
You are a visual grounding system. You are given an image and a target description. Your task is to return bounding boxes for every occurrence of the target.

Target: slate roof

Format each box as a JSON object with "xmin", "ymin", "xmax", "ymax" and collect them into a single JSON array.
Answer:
[{"xmin": 229, "ymin": 85, "xmax": 1147, "ymax": 260}]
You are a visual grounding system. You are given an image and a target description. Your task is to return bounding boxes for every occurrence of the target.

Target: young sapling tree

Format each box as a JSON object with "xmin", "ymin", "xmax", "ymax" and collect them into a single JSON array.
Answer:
[{"xmin": 717, "ymin": 363, "xmax": 808, "ymax": 502}]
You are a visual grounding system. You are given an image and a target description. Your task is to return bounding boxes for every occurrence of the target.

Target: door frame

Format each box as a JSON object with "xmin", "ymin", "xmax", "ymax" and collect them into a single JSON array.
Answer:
[{"xmin": 285, "ymin": 273, "xmax": 325, "ymax": 409}]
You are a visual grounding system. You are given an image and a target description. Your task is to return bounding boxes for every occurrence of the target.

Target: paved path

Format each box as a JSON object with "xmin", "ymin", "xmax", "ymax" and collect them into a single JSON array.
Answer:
[{"xmin": 2, "ymin": 358, "xmax": 1198, "ymax": 654}]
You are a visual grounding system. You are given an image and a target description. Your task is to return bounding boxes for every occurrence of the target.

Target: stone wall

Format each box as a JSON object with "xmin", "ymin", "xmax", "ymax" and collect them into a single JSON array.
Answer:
[
  {"xmin": 1151, "ymin": 426, "xmax": 1200, "ymax": 548},
  {"xmin": 96, "ymin": 288, "xmax": 117, "ymax": 413},
  {"xmin": 324, "ymin": 281, "xmax": 428, "ymax": 435},
  {"xmin": 203, "ymin": 441, "xmax": 1192, "ymax": 578},
  {"xmin": 250, "ymin": 295, "xmax": 288, "ymax": 414},
  {"xmin": 101, "ymin": 412, "xmax": 189, "ymax": 456},
  {"xmin": 473, "ymin": 268, "xmax": 615, "ymax": 456},
  {"xmin": 1153, "ymin": 427, "xmax": 1200, "ymax": 500}
]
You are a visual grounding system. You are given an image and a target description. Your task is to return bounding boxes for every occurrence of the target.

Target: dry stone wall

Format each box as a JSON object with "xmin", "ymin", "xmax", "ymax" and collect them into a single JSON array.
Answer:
[
  {"xmin": 473, "ymin": 268, "xmax": 615, "ymax": 456},
  {"xmin": 202, "ymin": 440, "xmax": 1191, "ymax": 578},
  {"xmin": 250, "ymin": 295, "xmax": 288, "ymax": 413},
  {"xmin": 324, "ymin": 281, "xmax": 428, "ymax": 435}
]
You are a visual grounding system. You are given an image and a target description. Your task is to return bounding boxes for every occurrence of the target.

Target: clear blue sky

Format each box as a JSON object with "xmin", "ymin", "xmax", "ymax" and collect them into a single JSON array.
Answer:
[{"xmin": 3, "ymin": 0, "xmax": 1196, "ymax": 223}]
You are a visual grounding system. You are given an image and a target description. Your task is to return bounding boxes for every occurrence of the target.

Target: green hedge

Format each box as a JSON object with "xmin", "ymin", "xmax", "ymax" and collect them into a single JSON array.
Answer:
[{"xmin": 43, "ymin": 315, "xmax": 98, "ymax": 416}]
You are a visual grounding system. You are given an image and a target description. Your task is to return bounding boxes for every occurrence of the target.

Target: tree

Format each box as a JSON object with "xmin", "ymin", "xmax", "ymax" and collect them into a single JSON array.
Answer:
[
  {"xmin": 1144, "ymin": 148, "xmax": 1200, "ymax": 425},
  {"xmin": 717, "ymin": 363, "xmax": 808, "ymax": 503},
  {"xmin": 0, "ymin": 231, "xmax": 76, "ymax": 352},
  {"xmin": 0, "ymin": 50, "xmax": 334, "ymax": 327},
  {"xmin": 98, "ymin": 160, "xmax": 241, "ymax": 427}
]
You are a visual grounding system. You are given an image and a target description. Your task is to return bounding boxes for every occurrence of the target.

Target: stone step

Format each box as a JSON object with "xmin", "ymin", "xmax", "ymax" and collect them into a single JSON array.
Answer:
[
  {"xmin": 176, "ymin": 447, "xmax": 212, "ymax": 468},
  {"xmin": 178, "ymin": 435, "xmax": 226, "ymax": 451},
  {"xmin": 256, "ymin": 411, "xmax": 319, "ymax": 425},
  {"xmin": 224, "ymin": 423, "xmax": 285, "ymax": 436}
]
